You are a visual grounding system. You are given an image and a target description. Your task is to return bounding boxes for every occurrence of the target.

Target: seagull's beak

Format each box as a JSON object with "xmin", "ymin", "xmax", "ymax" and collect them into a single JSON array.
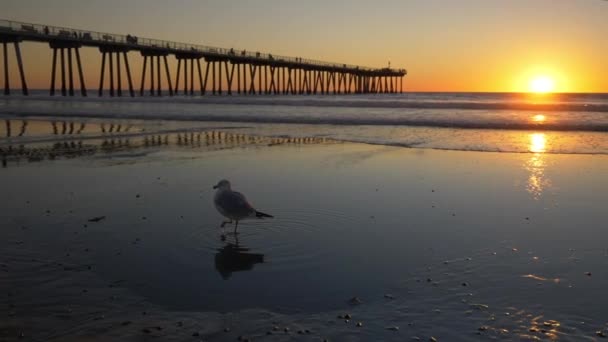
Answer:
[{"xmin": 213, "ymin": 185, "xmax": 218, "ymax": 189}]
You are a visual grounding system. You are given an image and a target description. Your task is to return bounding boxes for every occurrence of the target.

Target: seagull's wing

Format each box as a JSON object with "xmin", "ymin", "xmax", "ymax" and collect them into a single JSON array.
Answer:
[{"xmin": 215, "ymin": 190, "xmax": 256, "ymax": 219}]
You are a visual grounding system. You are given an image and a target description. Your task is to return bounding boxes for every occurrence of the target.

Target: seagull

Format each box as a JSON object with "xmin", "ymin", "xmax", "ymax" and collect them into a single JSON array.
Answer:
[{"xmin": 213, "ymin": 179, "xmax": 273, "ymax": 234}]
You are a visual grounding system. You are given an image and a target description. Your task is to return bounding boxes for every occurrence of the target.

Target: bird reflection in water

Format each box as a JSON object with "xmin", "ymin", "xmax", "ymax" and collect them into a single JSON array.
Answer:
[{"xmin": 215, "ymin": 237, "xmax": 265, "ymax": 280}]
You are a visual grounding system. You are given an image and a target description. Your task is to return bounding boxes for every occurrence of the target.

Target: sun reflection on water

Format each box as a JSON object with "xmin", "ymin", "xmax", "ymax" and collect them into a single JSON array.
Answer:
[
  {"xmin": 532, "ymin": 114, "xmax": 546, "ymax": 123},
  {"xmin": 529, "ymin": 133, "xmax": 546, "ymax": 153},
  {"xmin": 525, "ymin": 133, "xmax": 551, "ymax": 200},
  {"xmin": 526, "ymin": 316, "xmax": 562, "ymax": 340}
]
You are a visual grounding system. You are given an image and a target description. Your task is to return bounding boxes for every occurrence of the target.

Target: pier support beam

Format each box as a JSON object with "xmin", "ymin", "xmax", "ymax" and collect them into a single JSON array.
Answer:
[
  {"xmin": 202, "ymin": 60, "xmax": 210, "ymax": 95},
  {"xmin": 124, "ymin": 52, "xmax": 134, "ymax": 97},
  {"xmin": 224, "ymin": 61, "xmax": 235, "ymax": 95},
  {"xmin": 14, "ymin": 42, "xmax": 28, "ymax": 95},
  {"xmin": 2, "ymin": 42, "xmax": 9, "ymax": 95},
  {"xmin": 49, "ymin": 42, "xmax": 85, "ymax": 96},
  {"xmin": 141, "ymin": 50, "xmax": 171, "ymax": 96},
  {"xmin": 99, "ymin": 47, "xmax": 131, "ymax": 97},
  {"xmin": 175, "ymin": 53, "xmax": 204, "ymax": 96},
  {"xmin": 2, "ymin": 38, "xmax": 29, "ymax": 96}
]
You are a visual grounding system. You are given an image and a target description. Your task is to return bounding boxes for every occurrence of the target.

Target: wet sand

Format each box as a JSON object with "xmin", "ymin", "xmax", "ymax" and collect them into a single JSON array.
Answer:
[{"xmin": 2, "ymin": 117, "xmax": 608, "ymax": 341}]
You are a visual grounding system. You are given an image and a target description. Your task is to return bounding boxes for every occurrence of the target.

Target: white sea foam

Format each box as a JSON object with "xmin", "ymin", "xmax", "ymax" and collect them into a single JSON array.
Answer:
[{"xmin": 2, "ymin": 92, "xmax": 608, "ymax": 154}]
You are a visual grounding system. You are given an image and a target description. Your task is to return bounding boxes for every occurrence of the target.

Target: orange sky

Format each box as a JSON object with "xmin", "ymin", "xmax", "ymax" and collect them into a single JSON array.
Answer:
[{"xmin": 2, "ymin": 0, "xmax": 607, "ymax": 93}]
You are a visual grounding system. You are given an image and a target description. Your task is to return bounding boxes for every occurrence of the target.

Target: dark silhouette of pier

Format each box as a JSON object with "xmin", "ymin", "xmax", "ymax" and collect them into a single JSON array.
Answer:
[{"xmin": 0, "ymin": 19, "xmax": 407, "ymax": 97}]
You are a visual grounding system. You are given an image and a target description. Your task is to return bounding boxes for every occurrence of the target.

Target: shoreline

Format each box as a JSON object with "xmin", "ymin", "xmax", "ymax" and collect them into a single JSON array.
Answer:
[
  {"xmin": 2, "ymin": 116, "xmax": 608, "ymax": 341},
  {"xmin": 2, "ymin": 115, "xmax": 608, "ymax": 156}
]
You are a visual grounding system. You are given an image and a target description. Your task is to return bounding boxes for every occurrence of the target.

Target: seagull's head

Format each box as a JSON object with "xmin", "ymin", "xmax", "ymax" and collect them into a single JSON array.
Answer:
[{"xmin": 213, "ymin": 179, "xmax": 231, "ymax": 190}]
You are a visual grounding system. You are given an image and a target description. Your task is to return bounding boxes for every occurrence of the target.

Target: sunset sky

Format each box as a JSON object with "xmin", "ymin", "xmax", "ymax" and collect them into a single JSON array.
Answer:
[{"xmin": 2, "ymin": 0, "xmax": 607, "ymax": 92}]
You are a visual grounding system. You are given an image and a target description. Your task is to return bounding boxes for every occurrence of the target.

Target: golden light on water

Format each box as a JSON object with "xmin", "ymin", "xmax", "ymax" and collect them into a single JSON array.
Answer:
[
  {"xmin": 529, "ymin": 133, "xmax": 546, "ymax": 153},
  {"xmin": 525, "ymin": 133, "xmax": 551, "ymax": 200},
  {"xmin": 532, "ymin": 114, "xmax": 546, "ymax": 123},
  {"xmin": 529, "ymin": 76, "xmax": 555, "ymax": 93}
]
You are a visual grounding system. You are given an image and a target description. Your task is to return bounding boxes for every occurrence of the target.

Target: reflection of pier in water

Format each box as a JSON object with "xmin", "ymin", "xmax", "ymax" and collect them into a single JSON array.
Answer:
[
  {"xmin": 2, "ymin": 119, "xmax": 139, "ymax": 137},
  {"xmin": 1, "ymin": 120, "xmax": 336, "ymax": 168}
]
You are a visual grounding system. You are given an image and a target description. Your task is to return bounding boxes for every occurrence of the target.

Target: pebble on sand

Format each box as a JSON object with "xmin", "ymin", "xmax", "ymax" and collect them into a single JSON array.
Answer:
[
  {"xmin": 349, "ymin": 297, "xmax": 363, "ymax": 305},
  {"xmin": 356, "ymin": 322, "xmax": 363, "ymax": 327},
  {"xmin": 88, "ymin": 216, "xmax": 106, "ymax": 222},
  {"xmin": 470, "ymin": 303, "xmax": 489, "ymax": 310}
]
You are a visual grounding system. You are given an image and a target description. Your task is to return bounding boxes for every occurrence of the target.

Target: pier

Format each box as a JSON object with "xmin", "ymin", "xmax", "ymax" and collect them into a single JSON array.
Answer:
[{"xmin": 0, "ymin": 19, "xmax": 407, "ymax": 97}]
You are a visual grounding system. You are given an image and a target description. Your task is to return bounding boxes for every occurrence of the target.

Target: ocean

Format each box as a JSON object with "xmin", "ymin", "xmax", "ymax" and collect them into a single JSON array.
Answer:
[{"xmin": 2, "ymin": 91, "xmax": 608, "ymax": 154}]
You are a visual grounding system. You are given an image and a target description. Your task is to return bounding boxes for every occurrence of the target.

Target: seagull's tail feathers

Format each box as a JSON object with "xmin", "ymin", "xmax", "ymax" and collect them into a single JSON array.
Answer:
[{"xmin": 255, "ymin": 210, "xmax": 274, "ymax": 219}]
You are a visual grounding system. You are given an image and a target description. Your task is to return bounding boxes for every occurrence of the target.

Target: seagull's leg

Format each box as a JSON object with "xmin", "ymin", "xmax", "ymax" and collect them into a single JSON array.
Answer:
[
  {"xmin": 234, "ymin": 220, "xmax": 239, "ymax": 234},
  {"xmin": 220, "ymin": 219, "xmax": 232, "ymax": 241}
]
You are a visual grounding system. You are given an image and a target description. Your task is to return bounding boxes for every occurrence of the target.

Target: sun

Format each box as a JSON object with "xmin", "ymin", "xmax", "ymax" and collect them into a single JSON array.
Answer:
[{"xmin": 529, "ymin": 76, "xmax": 555, "ymax": 94}]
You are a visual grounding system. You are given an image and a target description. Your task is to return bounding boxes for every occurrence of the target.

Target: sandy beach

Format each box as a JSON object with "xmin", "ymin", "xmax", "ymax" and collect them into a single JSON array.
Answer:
[
  {"xmin": 2, "ymin": 116, "xmax": 608, "ymax": 341},
  {"xmin": 2, "ymin": 0, "xmax": 608, "ymax": 340}
]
